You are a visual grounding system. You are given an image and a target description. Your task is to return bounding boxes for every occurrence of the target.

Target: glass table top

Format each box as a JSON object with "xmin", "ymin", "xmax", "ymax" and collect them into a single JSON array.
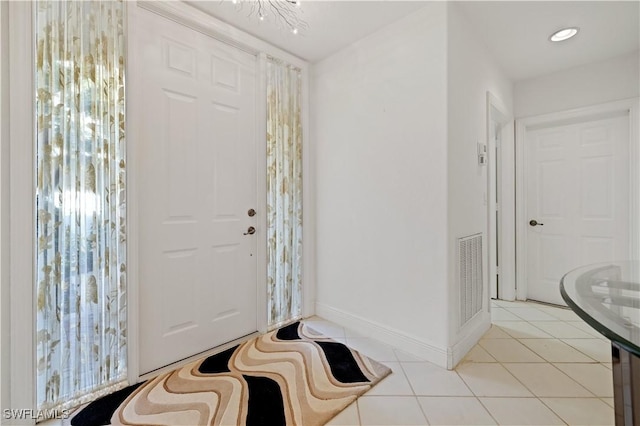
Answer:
[{"xmin": 560, "ymin": 261, "xmax": 640, "ymax": 356}]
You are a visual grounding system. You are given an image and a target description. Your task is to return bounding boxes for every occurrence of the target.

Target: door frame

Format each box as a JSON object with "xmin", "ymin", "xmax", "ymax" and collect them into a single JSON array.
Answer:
[
  {"xmin": 486, "ymin": 92, "xmax": 513, "ymax": 302},
  {"xmin": 514, "ymin": 97, "xmax": 640, "ymax": 301},
  {"xmin": 126, "ymin": 1, "xmax": 313, "ymax": 383}
]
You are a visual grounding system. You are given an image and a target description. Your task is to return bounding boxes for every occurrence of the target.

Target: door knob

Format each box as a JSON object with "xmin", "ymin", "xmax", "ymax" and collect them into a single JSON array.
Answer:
[
  {"xmin": 529, "ymin": 220, "xmax": 544, "ymax": 227},
  {"xmin": 243, "ymin": 226, "xmax": 256, "ymax": 235}
]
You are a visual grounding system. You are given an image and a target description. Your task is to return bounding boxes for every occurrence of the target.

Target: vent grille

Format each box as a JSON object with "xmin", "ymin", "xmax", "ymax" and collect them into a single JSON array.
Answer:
[{"xmin": 459, "ymin": 233, "xmax": 483, "ymax": 326}]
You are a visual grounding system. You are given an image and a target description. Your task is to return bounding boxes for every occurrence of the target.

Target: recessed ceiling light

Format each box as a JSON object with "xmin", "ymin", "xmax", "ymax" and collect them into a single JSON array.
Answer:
[{"xmin": 549, "ymin": 27, "xmax": 579, "ymax": 42}]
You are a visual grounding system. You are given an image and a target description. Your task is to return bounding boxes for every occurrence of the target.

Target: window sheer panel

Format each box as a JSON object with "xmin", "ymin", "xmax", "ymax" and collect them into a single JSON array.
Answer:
[
  {"xmin": 35, "ymin": 0, "xmax": 127, "ymax": 411},
  {"xmin": 266, "ymin": 58, "xmax": 303, "ymax": 328}
]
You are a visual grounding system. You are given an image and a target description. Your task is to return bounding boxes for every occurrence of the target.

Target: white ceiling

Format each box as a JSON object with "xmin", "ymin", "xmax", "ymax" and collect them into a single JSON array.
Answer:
[
  {"xmin": 456, "ymin": 1, "xmax": 640, "ymax": 81},
  {"xmin": 186, "ymin": 1, "xmax": 429, "ymax": 62},
  {"xmin": 187, "ymin": 1, "xmax": 639, "ymax": 81}
]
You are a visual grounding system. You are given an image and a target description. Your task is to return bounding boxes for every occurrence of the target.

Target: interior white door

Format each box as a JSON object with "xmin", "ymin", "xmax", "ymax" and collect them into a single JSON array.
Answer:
[
  {"xmin": 135, "ymin": 9, "xmax": 258, "ymax": 373},
  {"xmin": 526, "ymin": 114, "xmax": 630, "ymax": 305}
]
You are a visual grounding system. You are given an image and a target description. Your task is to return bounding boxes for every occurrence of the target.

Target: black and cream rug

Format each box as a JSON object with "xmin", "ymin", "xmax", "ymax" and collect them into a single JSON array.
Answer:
[{"xmin": 69, "ymin": 321, "xmax": 391, "ymax": 425}]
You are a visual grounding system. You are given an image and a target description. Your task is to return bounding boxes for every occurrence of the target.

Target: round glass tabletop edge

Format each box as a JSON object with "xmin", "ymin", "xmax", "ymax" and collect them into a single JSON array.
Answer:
[{"xmin": 560, "ymin": 267, "xmax": 640, "ymax": 356}]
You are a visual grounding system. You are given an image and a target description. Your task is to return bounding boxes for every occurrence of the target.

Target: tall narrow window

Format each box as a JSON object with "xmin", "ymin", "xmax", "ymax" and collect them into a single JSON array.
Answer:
[
  {"xmin": 266, "ymin": 58, "xmax": 303, "ymax": 328},
  {"xmin": 35, "ymin": 0, "xmax": 127, "ymax": 410}
]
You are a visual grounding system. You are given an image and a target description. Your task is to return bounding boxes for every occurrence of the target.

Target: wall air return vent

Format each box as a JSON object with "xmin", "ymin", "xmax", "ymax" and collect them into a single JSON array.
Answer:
[{"xmin": 459, "ymin": 233, "xmax": 483, "ymax": 327}]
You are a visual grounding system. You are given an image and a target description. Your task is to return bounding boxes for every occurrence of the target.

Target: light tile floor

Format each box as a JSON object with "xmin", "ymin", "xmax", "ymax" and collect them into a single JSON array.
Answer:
[
  {"xmin": 42, "ymin": 300, "xmax": 614, "ymax": 426},
  {"xmin": 318, "ymin": 300, "xmax": 615, "ymax": 426}
]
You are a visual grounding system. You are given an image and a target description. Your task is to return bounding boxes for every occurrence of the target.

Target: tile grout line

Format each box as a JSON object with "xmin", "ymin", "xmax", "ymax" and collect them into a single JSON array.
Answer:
[
  {"xmin": 474, "ymin": 395, "xmax": 512, "ymax": 426},
  {"xmin": 515, "ymin": 336, "xmax": 601, "ymax": 363},
  {"xmin": 413, "ymin": 395, "xmax": 432, "ymax": 426},
  {"xmin": 453, "ymin": 368, "xmax": 479, "ymax": 397},
  {"xmin": 538, "ymin": 309, "xmax": 610, "ymax": 381},
  {"xmin": 495, "ymin": 307, "xmax": 609, "ymax": 365},
  {"xmin": 512, "ymin": 358, "xmax": 599, "ymax": 398},
  {"xmin": 522, "ymin": 339, "xmax": 606, "ymax": 365},
  {"xmin": 398, "ymin": 357, "xmax": 472, "ymax": 425},
  {"xmin": 468, "ymin": 343, "xmax": 498, "ymax": 362},
  {"xmin": 556, "ymin": 338, "xmax": 611, "ymax": 364},
  {"xmin": 397, "ymin": 359, "xmax": 420, "ymax": 397},
  {"xmin": 536, "ymin": 396, "xmax": 584, "ymax": 425},
  {"xmin": 504, "ymin": 309, "xmax": 559, "ymax": 322},
  {"xmin": 550, "ymin": 362, "xmax": 613, "ymax": 398},
  {"xmin": 489, "ymin": 322, "xmax": 553, "ymax": 340},
  {"xmin": 510, "ymin": 314, "xmax": 597, "ymax": 398},
  {"xmin": 599, "ymin": 396, "xmax": 614, "ymax": 408},
  {"xmin": 451, "ymin": 370, "xmax": 500, "ymax": 425},
  {"xmin": 470, "ymin": 325, "xmax": 593, "ymax": 419},
  {"xmin": 479, "ymin": 337, "xmax": 549, "ymax": 363},
  {"xmin": 488, "ymin": 305, "xmax": 576, "ymax": 425},
  {"xmin": 454, "ymin": 365, "xmax": 525, "ymax": 424},
  {"xmin": 497, "ymin": 303, "xmax": 614, "ymax": 423}
]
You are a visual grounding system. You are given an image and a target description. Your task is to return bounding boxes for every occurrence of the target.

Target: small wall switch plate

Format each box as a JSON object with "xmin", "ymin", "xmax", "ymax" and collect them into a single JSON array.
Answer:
[{"xmin": 478, "ymin": 142, "xmax": 487, "ymax": 165}]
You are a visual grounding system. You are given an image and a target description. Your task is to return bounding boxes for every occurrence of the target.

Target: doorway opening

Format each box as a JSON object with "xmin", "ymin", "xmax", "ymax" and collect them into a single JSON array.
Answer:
[
  {"xmin": 489, "ymin": 119, "xmax": 501, "ymax": 299},
  {"xmin": 487, "ymin": 92, "xmax": 511, "ymax": 302}
]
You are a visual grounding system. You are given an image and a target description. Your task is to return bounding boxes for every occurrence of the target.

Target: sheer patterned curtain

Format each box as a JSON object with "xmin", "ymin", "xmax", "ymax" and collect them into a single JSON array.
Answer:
[
  {"xmin": 266, "ymin": 57, "xmax": 303, "ymax": 328},
  {"xmin": 35, "ymin": 0, "xmax": 127, "ymax": 410}
]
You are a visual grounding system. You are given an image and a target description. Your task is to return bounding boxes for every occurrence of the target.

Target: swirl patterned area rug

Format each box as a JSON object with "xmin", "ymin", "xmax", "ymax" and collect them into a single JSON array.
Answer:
[{"xmin": 69, "ymin": 321, "xmax": 391, "ymax": 425}]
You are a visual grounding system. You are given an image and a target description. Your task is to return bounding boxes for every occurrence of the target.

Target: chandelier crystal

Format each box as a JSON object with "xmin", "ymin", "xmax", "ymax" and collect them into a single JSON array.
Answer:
[{"xmin": 230, "ymin": 0, "xmax": 308, "ymax": 34}]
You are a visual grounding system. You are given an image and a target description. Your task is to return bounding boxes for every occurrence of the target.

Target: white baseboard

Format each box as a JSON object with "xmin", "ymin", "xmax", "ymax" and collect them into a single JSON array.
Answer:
[
  {"xmin": 315, "ymin": 302, "xmax": 449, "ymax": 369},
  {"xmin": 450, "ymin": 311, "xmax": 491, "ymax": 368}
]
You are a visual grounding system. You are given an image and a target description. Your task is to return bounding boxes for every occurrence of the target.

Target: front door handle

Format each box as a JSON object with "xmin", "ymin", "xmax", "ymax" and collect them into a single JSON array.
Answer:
[
  {"xmin": 529, "ymin": 220, "xmax": 544, "ymax": 227},
  {"xmin": 243, "ymin": 226, "xmax": 256, "ymax": 235}
]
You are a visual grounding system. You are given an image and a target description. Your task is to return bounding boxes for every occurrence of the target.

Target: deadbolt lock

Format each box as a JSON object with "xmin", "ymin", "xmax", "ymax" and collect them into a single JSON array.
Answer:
[{"xmin": 248, "ymin": 208, "xmax": 256, "ymax": 217}]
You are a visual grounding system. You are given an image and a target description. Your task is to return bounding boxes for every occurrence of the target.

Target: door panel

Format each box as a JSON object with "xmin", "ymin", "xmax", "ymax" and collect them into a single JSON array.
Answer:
[
  {"xmin": 136, "ymin": 9, "xmax": 257, "ymax": 374},
  {"xmin": 526, "ymin": 114, "xmax": 629, "ymax": 305}
]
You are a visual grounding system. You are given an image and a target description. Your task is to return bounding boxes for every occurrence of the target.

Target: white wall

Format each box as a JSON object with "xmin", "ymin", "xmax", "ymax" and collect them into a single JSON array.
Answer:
[
  {"xmin": 312, "ymin": 3, "xmax": 450, "ymax": 365},
  {"xmin": 515, "ymin": 51, "xmax": 639, "ymax": 118},
  {"xmin": 446, "ymin": 3, "xmax": 513, "ymax": 364}
]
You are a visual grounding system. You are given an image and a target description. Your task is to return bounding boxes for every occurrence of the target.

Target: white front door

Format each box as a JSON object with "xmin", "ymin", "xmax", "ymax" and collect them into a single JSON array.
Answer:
[
  {"xmin": 526, "ymin": 114, "xmax": 630, "ymax": 305},
  {"xmin": 135, "ymin": 9, "xmax": 258, "ymax": 373}
]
